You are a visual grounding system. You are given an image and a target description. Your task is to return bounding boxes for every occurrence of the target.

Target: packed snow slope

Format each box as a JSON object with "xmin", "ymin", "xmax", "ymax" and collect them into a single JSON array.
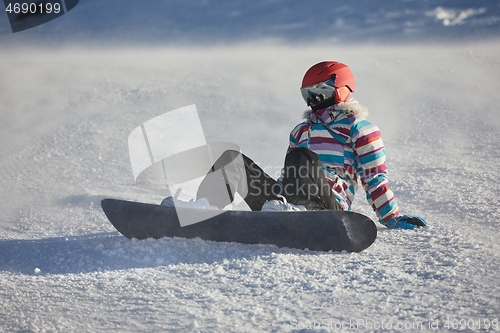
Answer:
[{"xmin": 1, "ymin": 1, "xmax": 500, "ymax": 332}]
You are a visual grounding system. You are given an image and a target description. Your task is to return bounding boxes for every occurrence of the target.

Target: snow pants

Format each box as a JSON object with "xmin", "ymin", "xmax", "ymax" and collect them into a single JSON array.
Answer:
[{"xmin": 197, "ymin": 147, "xmax": 341, "ymax": 211}]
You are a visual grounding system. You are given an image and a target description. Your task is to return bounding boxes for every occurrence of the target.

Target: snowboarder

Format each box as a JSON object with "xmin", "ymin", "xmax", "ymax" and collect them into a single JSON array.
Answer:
[{"xmin": 163, "ymin": 61, "xmax": 428, "ymax": 229}]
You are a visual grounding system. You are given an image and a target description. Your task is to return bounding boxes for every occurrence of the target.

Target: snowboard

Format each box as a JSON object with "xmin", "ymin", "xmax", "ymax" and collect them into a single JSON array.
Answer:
[{"xmin": 101, "ymin": 198, "xmax": 377, "ymax": 253}]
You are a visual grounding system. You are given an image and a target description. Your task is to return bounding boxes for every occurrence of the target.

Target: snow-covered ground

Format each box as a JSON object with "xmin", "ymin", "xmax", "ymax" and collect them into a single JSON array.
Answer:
[{"xmin": 1, "ymin": 1, "xmax": 499, "ymax": 332}]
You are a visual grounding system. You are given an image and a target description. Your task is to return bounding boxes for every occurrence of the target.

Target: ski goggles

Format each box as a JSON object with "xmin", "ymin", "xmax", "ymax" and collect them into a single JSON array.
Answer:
[{"xmin": 300, "ymin": 74, "xmax": 337, "ymax": 105}]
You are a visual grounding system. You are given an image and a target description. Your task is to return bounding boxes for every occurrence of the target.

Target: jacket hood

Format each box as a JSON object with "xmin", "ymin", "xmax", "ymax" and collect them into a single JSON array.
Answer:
[{"xmin": 303, "ymin": 99, "xmax": 369, "ymax": 124}]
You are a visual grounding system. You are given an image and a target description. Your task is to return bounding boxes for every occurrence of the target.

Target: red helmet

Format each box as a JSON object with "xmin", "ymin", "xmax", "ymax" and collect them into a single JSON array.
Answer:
[{"xmin": 301, "ymin": 61, "xmax": 355, "ymax": 106}]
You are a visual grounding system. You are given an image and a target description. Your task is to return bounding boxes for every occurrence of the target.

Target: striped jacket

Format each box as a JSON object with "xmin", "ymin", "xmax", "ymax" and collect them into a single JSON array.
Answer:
[{"xmin": 285, "ymin": 100, "xmax": 400, "ymax": 227}]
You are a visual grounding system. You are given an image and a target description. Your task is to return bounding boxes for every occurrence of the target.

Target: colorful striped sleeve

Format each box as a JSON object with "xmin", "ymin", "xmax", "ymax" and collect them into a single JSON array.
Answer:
[
  {"xmin": 351, "ymin": 119, "xmax": 400, "ymax": 227},
  {"xmin": 287, "ymin": 123, "xmax": 309, "ymax": 153}
]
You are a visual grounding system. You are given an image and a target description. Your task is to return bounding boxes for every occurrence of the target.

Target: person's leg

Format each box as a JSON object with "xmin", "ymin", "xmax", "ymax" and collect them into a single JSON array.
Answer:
[
  {"xmin": 196, "ymin": 150, "xmax": 281, "ymax": 210},
  {"xmin": 281, "ymin": 148, "xmax": 341, "ymax": 210}
]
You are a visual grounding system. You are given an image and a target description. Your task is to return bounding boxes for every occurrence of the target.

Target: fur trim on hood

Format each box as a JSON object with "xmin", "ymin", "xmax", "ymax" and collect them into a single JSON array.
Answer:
[{"xmin": 303, "ymin": 99, "xmax": 369, "ymax": 121}]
